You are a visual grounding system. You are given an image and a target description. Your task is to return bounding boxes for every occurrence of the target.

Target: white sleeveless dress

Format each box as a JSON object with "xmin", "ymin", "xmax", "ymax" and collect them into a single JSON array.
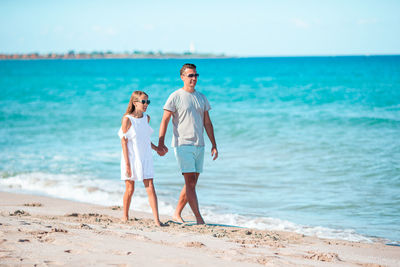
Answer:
[{"xmin": 118, "ymin": 114, "xmax": 154, "ymax": 181}]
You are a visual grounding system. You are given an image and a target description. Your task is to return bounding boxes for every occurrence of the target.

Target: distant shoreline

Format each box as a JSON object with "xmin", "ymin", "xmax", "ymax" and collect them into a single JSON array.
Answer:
[
  {"xmin": 1, "ymin": 53, "xmax": 398, "ymax": 61},
  {"xmin": 0, "ymin": 52, "xmax": 230, "ymax": 60}
]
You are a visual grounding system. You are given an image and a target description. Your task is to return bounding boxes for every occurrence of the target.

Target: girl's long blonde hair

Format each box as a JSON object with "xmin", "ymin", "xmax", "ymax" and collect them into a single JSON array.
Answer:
[{"xmin": 124, "ymin": 90, "xmax": 148, "ymax": 116}]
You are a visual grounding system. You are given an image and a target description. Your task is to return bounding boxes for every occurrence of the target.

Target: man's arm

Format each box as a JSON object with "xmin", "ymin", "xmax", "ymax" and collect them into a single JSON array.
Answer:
[
  {"xmin": 158, "ymin": 109, "xmax": 173, "ymax": 156},
  {"xmin": 204, "ymin": 111, "xmax": 218, "ymax": 160}
]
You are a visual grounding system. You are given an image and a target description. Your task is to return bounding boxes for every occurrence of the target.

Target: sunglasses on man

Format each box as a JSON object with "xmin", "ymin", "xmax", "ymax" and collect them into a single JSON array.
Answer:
[{"xmin": 186, "ymin": 73, "xmax": 199, "ymax": 78}]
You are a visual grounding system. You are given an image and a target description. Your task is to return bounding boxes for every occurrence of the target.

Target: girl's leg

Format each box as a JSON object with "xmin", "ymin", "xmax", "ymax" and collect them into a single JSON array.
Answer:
[
  {"xmin": 173, "ymin": 173, "xmax": 199, "ymax": 223},
  {"xmin": 143, "ymin": 179, "xmax": 161, "ymax": 226},
  {"xmin": 123, "ymin": 180, "xmax": 135, "ymax": 221}
]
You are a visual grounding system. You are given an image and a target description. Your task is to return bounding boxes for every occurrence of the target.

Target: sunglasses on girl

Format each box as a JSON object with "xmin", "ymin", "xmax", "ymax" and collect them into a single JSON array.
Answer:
[{"xmin": 136, "ymin": 100, "xmax": 151, "ymax": 105}]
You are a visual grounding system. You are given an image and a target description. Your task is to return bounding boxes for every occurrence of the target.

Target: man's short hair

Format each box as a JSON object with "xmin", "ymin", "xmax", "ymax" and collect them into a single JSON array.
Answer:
[{"xmin": 180, "ymin": 63, "xmax": 196, "ymax": 76}]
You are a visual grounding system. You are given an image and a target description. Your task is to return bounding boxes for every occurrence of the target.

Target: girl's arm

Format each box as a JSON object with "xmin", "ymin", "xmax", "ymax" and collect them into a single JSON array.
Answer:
[
  {"xmin": 121, "ymin": 117, "xmax": 132, "ymax": 177},
  {"xmin": 151, "ymin": 142, "xmax": 159, "ymax": 151}
]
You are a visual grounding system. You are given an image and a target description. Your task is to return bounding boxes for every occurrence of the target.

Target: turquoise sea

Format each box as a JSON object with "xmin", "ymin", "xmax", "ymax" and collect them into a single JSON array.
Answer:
[{"xmin": 1, "ymin": 57, "xmax": 399, "ymax": 243}]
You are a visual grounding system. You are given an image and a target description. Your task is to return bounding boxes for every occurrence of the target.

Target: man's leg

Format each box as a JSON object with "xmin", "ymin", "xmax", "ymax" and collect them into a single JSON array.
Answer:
[
  {"xmin": 173, "ymin": 173, "xmax": 199, "ymax": 222},
  {"xmin": 183, "ymin": 172, "xmax": 204, "ymax": 224}
]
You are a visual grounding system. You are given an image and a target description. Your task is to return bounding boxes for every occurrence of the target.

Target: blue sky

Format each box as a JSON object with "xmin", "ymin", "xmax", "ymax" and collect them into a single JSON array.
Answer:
[{"xmin": 1, "ymin": 0, "xmax": 399, "ymax": 56}]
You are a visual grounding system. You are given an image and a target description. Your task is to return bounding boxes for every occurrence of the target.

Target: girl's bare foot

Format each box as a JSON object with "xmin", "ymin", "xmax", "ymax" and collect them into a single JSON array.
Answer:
[
  {"xmin": 122, "ymin": 216, "xmax": 129, "ymax": 223},
  {"xmin": 154, "ymin": 220, "xmax": 162, "ymax": 226}
]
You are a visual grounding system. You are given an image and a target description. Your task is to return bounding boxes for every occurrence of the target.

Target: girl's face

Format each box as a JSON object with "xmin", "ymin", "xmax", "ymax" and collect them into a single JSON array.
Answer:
[{"xmin": 134, "ymin": 95, "xmax": 149, "ymax": 114}]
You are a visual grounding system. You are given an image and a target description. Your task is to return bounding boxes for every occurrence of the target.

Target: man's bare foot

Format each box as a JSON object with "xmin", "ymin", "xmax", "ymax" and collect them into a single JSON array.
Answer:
[
  {"xmin": 122, "ymin": 216, "xmax": 129, "ymax": 223},
  {"xmin": 154, "ymin": 220, "xmax": 162, "ymax": 226},
  {"xmin": 196, "ymin": 216, "xmax": 205, "ymax": 225},
  {"xmin": 172, "ymin": 214, "xmax": 185, "ymax": 223}
]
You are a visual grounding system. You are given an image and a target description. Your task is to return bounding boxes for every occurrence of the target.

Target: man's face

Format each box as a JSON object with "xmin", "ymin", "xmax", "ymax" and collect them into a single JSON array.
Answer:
[{"xmin": 181, "ymin": 68, "xmax": 198, "ymax": 88}]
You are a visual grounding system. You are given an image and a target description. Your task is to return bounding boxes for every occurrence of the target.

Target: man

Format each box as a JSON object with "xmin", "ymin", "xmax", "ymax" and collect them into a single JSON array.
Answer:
[{"xmin": 158, "ymin": 63, "xmax": 218, "ymax": 224}]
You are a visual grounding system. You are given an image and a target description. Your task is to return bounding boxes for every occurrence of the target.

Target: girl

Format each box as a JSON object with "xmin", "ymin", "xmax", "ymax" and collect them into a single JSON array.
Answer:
[{"xmin": 118, "ymin": 90, "xmax": 161, "ymax": 226}]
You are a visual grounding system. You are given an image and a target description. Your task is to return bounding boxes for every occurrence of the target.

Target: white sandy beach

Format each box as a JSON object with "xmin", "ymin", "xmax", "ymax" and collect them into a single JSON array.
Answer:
[{"xmin": 0, "ymin": 191, "xmax": 399, "ymax": 266}]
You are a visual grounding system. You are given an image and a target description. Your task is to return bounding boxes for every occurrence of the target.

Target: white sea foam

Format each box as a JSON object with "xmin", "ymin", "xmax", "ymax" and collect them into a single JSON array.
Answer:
[
  {"xmin": 0, "ymin": 172, "xmax": 175, "ymax": 215},
  {"xmin": 0, "ymin": 172, "xmax": 375, "ymax": 243},
  {"xmin": 201, "ymin": 210, "xmax": 373, "ymax": 242}
]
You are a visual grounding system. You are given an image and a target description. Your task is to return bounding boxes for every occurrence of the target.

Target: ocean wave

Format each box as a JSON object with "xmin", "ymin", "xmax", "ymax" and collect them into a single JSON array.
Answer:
[{"xmin": 0, "ymin": 171, "xmax": 378, "ymax": 243}]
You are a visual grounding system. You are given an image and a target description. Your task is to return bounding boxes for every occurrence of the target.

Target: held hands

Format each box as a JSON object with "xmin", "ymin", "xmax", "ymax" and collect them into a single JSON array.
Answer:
[
  {"xmin": 157, "ymin": 144, "xmax": 169, "ymax": 156},
  {"xmin": 211, "ymin": 147, "xmax": 218, "ymax": 161}
]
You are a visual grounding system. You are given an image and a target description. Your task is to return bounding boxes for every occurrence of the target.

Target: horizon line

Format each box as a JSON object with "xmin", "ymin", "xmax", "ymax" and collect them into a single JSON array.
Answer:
[
  {"xmin": 1, "ymin": 52, "xmax": 399, "ymax": 60},
  {"xmin": 1, "ymin": 49, "xmax": 400, "ymax": 58}
]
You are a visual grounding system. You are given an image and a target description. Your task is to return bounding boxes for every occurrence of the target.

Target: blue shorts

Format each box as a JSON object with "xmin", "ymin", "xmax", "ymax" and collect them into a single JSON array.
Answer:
[{"xmin": 174, "ymin": 146, "xmax": 205, "ymax": 174}]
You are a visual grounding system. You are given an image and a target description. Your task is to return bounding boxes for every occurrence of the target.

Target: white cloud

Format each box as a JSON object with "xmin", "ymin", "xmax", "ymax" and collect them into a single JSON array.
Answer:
[
  {"xmin": 292, "ymin": 18, "xmax": 310, "ymax": 29},
  {"xmin": 53, "ymin": 26, "xmax": 64, "ymax": 34},
  {"xmin": 91, "ymin": 25, "xmax": 117, "ymax": 36},
  {"xmin": 143, "ymin": 24, "xmax": 155, "ymax": 31},
  {"xmin": 40, "ymin": 27, "xmax": 49, "ymax": 36},
  {"xmin": 357, "ymin": 18, "xmax": 378, "ymax": 25}
]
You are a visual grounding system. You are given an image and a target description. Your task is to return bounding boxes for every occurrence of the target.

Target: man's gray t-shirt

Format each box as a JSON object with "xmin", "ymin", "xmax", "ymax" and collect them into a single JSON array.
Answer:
[{"xmin": 163, "ymin": 88, "xmax": 211, "ymax": 147}]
